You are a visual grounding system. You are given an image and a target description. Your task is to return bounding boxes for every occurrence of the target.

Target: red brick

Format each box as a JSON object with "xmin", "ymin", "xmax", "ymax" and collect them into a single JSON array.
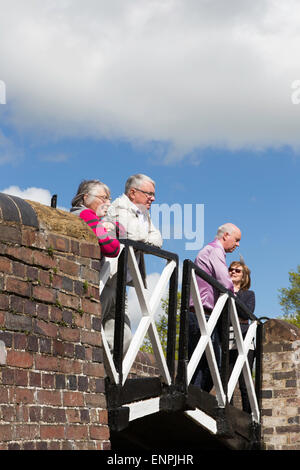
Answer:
[
  {"xmin": 102, "ymin": 441, "xmax": 111, "ymax": 450},
  {"xmin": 29, "ymin": 406, "xmax": 41, "ymax": 423},
  {"xmin": 40, "ymin": 425, "xmax": 65, "ymax": 440},
  {"xmin": 0, "ymin": 425, "xmax": 13, "ymax": 441},
  {"xmin": 36, "ymin": 303, "xmax": 48, "ymax": 320},
  {"xmin": 59, "ymin": 258, "xmax": 79, "ymax": 276},
  {"xmin": 14, "ymin": 332, "xmax": 27, "ymax": 349},
  {"xmin": 2, "ymin": 405, "xmax": 15, "ymax": 422},
  {"xmin": 98, "ymin": 410, "xmax": 108, "ymax": 425},
  {"xmin": 35, "ymin": 355, "xmax": 58, "ymax": 372},
  {"xmin": 80, "ymin": 242, "xmax": 100, "ymax": 259},
  {"xmin": 59, "ymin": 327, "xmax": 80, "ymax": 343},
  {"xmin": 90, "ymin": 425, "xmax": 110, "ymax": 440},
  {"xmin": 5, "ymin": 245, "xmax": 33, "ymax": 264},
  {"xmin": 29, "ymin": 371, "xmax": 41, "ymax": 387},
  {"xmin": 84, "ymin": 393, "xmax": 107, "ymax": 408},
  {"xmin": 81, "ymin": 330, "xmax": 101, "ymax": 347},
  {"xmin": 73, "ymin": 312, "xmax": 85, "ymax": 328},
  {"xmin": 70, "ymin": 240, "xmax": 80, "ymax": 255},
  {"xmin": 0, "ymin": 386, "xmax": 9, "ymax": 403},
  {"xmin": 42, "ymin": 407, "xmax": 66, "ymax": 423},
  {"xmin": 6, "ymin": 277, "xmax": 31, "ymax": 297},
  {"xmin": 38, "ymin": 270, "xmax": 52, "ymax": 286},
  {"xmin": 80, "ymin": 266, "xmax": 99, "ymax": 284},
  {"xmin": 0, "ymin": 257, "xmax": 12, "ymax": 273},
  {"xmin": 12, "ymin": 261, "xmax": 26, "ymax": 277},
  {"xmin": 34, "ymin": 319, "xmax": 58, "ymax": 338},
  {"xmin": 48, "ymin": 234, "xmax": 70, "ymax": 253},
  {"xmin": 42, "ymin": 372, "xmax": 55, "ymax": 389},
  {"xmin": 15, "ymin": 388, "xmax": 35, "ymax": 404},
  {"xmin": 66, "ymin": 409, "xmax": 81, "ymax": 423},
  {"xmin": 37, "ymin": 390, "xmax": 62, "ymax": 406},
  {"xmin": 5, "ymin": 311, "xmax": 32, "ymax": 332},
  {"xmin": 15, "ymin": 424, "xmax": 39, "ymax": 439},
  {"xmin": 49, "ymin": 306, "xmax": 63, "ymax": 323},
  {"xmin": 83, "ymin": 362, "xmax": 105, "ymax": 378},
  {"xmin": 57, "ymin": 292, "xmax": 80, "ymax": 310},
  {"xmin": 6, "ymin": 350, "xmax": 33, "ymax": 368},
  {"xmin": 66, "ymin": 425, "xmax": 88, "ymax": 440},
  {"xmin": 21, "ymin": 228, "xmax": 38, "ymax": 248},
  {"xmin": 58, "ymin": 358, "xmax": 82, "ymax": 375},
  {"xmin": 63, "ymin": 391, "xmax": 84, "ymax": 407},
  {"xmin": 81, "ymin": 298, "xmax": 101, "ymax": 316},
  {"xmin": 17, "ymin": 404, "xmax": 30, "ymax": 422},
  {"xmin": 15, "ymin": 369, "xmax": 28, "ymax": 386},
  {"xmin": 51, "ymin": 275, "xmax": 63, "ymax": 289},
  {"xmin": 0, "ymin": 226, "xmax": 21, "ymax": 244},
  {"xmin": 0, "ymin": 294, "xmax": 9, "ymax": 310},
  {"xmin": 32, "ymin": 251, "xmax": 56, "ymax": 269},
  {"xmin": 33, "ymin": 285, "xmax": 56, "ymax": 303}
]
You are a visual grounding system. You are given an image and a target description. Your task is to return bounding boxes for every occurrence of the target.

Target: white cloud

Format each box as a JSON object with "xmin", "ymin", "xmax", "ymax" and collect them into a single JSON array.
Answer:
[
  {"xmin": 1, "ymin": 0, "xmax": 300, "ymax": 159},
  {"xmin": 127, "ymin": 271, "xmax": 167, "ymax": 332},
  {"xmin": 0, "ymin": 185, "xmax": 68, "ymax": 211},
  {"xmin": 1, "ymin": 185, "xmax": 52, "ymax": 205}
]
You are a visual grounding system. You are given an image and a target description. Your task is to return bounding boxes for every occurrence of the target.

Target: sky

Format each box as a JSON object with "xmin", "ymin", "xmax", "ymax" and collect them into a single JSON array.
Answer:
[{"xmin": 0, "ymin": 0, "xmax": 300, "ymax": 326}]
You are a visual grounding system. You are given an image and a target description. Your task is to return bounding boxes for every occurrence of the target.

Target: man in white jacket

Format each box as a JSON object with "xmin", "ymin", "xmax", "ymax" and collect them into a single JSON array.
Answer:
[{"xmin": 101, "ymin": 174, "xmax": 162, "ymax": 353}]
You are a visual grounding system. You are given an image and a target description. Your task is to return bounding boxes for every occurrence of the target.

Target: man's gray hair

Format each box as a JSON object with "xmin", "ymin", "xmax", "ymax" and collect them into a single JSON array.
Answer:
[
  {"xmin": 71, "ymin": 179, "xmax": 110, "ymax": 207},
  {"xmin": 125, "ymin": 174, "xmax": 155, "ymax": 195},
  {"xmin": 216, "ymin": 223, "xmax": 236, "ymax": 239}
]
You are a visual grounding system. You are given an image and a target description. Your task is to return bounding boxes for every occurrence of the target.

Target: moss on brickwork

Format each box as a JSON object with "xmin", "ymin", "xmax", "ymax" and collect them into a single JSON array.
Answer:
[{"xmin": 26, "ymin": 200, "xmax": 97, "ymax": 243}]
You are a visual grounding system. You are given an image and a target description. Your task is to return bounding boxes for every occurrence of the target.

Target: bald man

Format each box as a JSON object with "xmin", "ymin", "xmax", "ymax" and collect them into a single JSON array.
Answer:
[{"xmin": 189, "ymin": 223, "xmax": 242, "ymax": 391}]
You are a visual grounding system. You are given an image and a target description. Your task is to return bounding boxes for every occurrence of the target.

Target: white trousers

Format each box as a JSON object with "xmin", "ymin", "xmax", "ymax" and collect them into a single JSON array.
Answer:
[
  {"xmin": 103, "ymin": 319, "xmax": 132, "ymax": 355},
  {"xmin": 100, "ymin": 274, "xmax": 132, "ymax": 355}
]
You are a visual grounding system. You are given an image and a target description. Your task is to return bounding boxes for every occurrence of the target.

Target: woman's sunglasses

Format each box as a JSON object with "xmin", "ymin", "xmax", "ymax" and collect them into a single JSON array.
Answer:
[{"xmin": 229, "ymin": 268, "xmax": 242, "ymax": 273}]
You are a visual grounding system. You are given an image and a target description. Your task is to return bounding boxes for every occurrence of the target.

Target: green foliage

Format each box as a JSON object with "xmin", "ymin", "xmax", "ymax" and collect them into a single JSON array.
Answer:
[
  {"xmin": 140, "ymin": 292, "xmax": 181, "ymax": 358},
  {"xmin": 278, "ymin": 265, "xmax": 300, "ymax": 328}
]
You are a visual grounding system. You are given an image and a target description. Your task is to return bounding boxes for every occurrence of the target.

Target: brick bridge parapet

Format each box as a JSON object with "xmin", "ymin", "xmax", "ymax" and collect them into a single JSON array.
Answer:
[
  {"xmin": 261, "ymin": 318, "xmax": 300, "ymax": 450},
  {"xmin": 0, "ymin": 193, "xmax": 110, "ymax": 450}
]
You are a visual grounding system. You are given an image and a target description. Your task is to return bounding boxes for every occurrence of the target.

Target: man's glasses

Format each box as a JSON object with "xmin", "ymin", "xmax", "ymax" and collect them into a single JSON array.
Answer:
[
  {"xmin": 229, "ymin": 268, "xmax": 242, "ymax": 273},
  {"xmin": 133, "ymin": 187, "xmax": 155, "ymax": 198}
]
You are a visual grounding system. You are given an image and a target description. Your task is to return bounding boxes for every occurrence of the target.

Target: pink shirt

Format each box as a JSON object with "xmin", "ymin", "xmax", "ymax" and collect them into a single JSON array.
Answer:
[
  {"xmin": 79, "ymin": 208, "xmax": 120, "ymax": 258},
  {"xmin": 190, "ymin": 238, "xmax": 234, "ymax": 311}
]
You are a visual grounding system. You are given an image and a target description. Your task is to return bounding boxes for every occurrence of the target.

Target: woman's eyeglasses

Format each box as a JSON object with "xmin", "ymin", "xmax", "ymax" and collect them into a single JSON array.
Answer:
[{"xmin": 93, "ymin": 194, "xmax": 112, "ymax": 203}]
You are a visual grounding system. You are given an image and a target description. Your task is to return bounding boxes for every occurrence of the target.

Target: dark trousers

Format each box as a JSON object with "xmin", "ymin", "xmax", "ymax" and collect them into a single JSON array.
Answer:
[
  {"xmin": 188, "ymin": 311, "xmax": 221, "ymax": 392},
  {"xmin": 229, "ymin": 347, "xmax": 255, "ymax": 413}
]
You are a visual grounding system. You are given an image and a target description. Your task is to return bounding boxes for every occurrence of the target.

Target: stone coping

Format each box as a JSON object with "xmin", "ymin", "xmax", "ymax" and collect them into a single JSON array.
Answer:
[{"xmin": 0, "ymin": 193, "xmax": 97, "ymax": 244}]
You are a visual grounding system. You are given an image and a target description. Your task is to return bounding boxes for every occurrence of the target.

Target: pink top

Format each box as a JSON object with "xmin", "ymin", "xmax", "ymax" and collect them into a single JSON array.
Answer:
[
  {"xmin": 190, "ymin": 238, "xmax": 234, "ymax": 311},
  {"xmin": 79, "ymin": 208, "xmax": 120, "ymax": 258}
]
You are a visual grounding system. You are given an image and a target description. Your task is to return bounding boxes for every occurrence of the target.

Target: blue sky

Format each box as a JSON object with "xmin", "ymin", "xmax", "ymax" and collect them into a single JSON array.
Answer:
[{"xmin": 1, "ymin": 1, "xmax": 300, "ymax": 322}]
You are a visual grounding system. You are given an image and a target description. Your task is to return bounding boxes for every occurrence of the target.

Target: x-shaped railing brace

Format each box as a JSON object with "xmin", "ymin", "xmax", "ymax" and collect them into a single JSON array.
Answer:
[
  {"xmin": 187, "ymin": 269, "xmax": 260, "ymax": 422},
  {"xmin": 102, "ymin": 245, "xmax": 176, "ymax": 386}
]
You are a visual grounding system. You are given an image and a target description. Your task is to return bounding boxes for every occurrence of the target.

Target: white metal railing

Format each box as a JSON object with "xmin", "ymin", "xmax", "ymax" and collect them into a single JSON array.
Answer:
[
  {"xmin": 185, "ymin": 263, "xmax": 260, "ymax": 423},
  {"xmin": 100, "ymin": 242, "xmax": 178, "ymax": 387},
  {"xmin": 100, "ymin": 247, "xmax": 261, "ymax": 430}
]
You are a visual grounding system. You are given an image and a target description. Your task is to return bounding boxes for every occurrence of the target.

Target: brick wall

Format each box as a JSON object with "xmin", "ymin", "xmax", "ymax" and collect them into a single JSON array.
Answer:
[
  {"xmin": 0, "ymin": 195, "xmax": 110, "ymax": 450},
  {"xmin": 129, "ymin": 351, "xmax": 160, "ymax": 378},
  {"xmin": 261, "ymin": 319, "xmax": 300, "ymax": 450}
]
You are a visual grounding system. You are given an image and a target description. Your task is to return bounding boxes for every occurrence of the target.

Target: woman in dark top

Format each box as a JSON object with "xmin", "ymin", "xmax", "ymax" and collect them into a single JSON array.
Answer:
[{"xmin": 229, "ymin": 261, "xmax": 256, "ymax": 413}]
